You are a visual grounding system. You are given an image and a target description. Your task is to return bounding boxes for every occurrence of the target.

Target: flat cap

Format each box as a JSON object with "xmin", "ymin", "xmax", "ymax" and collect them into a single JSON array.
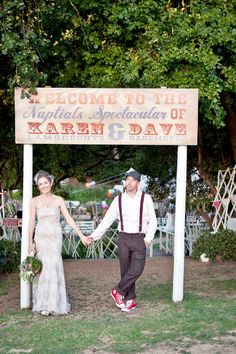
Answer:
[{"xmin": 125, "ymin": 170, "xmax": 141, "ymax": 182}]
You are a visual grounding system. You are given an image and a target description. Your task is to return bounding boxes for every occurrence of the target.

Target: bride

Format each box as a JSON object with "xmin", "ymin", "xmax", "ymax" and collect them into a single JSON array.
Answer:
[{"xmin": 28, "ymin": 170, "xmax": 87, "ymax": 316}]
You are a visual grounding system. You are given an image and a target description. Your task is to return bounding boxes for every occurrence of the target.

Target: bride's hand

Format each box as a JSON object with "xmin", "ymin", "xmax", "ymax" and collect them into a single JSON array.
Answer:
[
  {"xmin": 80, "ymin": 235, "xmax": 88, "ymax": 246},
  {"xmin": 85, "ymin": 236, "xmax": 93, "ymax": 245}
]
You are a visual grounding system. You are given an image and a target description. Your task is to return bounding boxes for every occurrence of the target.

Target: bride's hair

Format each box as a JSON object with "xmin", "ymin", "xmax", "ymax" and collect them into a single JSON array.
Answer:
[{"xmin": 34, "ymin": 170, "xmax": 54, "ymax": 185}]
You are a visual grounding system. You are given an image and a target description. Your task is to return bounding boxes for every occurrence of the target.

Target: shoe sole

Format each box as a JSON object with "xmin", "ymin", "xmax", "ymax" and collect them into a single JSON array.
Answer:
[
  {"xmin": 110, "ymin": 292, "xmax": 125, "ymax": 309},
  {"xmin": 121, "ymin": 306, "xmax": 137, "ymax": 312}
]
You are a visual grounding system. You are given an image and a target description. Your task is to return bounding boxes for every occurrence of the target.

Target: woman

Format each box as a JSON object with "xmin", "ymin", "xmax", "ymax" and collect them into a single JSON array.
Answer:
[
  {"xmin": 165, "ymin": 207, "xmax": 175, "ymax": 232},
  {"xmin": 28, "ymin": 170, "xmax": 87, "ymax": 316}
]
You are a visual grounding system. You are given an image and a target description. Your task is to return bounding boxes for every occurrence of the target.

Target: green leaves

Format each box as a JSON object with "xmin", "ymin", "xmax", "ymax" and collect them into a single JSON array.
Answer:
[
  {"xmin": 192, "ymin": 229, "xmax": 236, "ymax": 261},
  {"xmin": 0, "ymin": 0, "xmax": 236, "ymax": 192}
]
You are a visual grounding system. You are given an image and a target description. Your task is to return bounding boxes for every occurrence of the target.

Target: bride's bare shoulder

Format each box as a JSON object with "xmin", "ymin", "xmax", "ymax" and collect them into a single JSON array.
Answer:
[
  {"xmin": 54, "ymin": 195, "xmax": 64, "ymax": 203},
  {"xmin": 32, "ymin": 196, "xmax": 40, "ymax": 202},
  {"xmin": 30, "ymin": 196, "xmax": 40, "ymax": 207}
]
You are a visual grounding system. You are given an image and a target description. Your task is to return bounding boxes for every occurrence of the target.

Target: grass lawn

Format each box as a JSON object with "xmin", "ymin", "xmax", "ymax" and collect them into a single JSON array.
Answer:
[{"xmin": 1, "ymin": 274, "xmax": 236, "ymax": 353}]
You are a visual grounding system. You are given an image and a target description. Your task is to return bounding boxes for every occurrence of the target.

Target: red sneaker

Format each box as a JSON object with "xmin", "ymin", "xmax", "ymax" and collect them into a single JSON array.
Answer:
[
  {"xmin": 121, "ymin": 299, "xmax": 137, "ymax": 312},
  {"xmin": 111, "ymin": 289, "xmax": 125, "ymax": 309}
]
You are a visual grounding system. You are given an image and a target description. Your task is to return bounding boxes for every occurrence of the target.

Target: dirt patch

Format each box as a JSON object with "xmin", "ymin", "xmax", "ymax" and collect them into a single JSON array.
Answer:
[
  {"xmin": 1, "ymin": 256, "xmax": 236, "ymax": 353},
  {"xmin": 0, "ymin": 256, "xmax": 236, "ymax": 315}
]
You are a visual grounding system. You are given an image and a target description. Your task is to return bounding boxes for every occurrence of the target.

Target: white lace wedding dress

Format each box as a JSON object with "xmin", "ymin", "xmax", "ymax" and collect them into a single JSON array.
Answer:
[{"xmin": 33, "ymin": 207, "xmax": 71, "ymax": 315}]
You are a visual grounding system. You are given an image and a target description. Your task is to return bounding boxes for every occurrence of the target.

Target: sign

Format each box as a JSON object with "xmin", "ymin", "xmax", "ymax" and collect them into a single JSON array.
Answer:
[
  {"xmin": 3, "ymin": 218, "xmax": 22, "ymax": 227},
  {"xmin": 15, "ymin": 87, "xmax": 198, "ymax": 145}
]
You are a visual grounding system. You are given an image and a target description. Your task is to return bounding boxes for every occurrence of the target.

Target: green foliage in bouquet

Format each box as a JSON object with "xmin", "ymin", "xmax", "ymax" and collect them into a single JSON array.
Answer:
[
  {"xmin": 20, "ymin": 256, "xmax": 42, "ymax": 282},
  {"xmin": 192, "ymin": 229, "xmax": 236, "ymax": 262}
]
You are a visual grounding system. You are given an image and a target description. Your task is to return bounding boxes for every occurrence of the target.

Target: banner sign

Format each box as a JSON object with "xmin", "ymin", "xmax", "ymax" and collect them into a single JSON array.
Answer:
[
  {"xmin": 3, "ymin": 218, "xmax": 22, "ymax": 227},
  {"xmin": 15, "ymin": 87, "xmax": 198, "ymax": 145}
]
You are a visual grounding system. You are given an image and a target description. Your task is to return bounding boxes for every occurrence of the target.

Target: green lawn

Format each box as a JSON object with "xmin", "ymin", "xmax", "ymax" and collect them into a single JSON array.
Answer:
[{"xmin": 1, "ymin": 278, "xmax": 236, "ymax": 353}]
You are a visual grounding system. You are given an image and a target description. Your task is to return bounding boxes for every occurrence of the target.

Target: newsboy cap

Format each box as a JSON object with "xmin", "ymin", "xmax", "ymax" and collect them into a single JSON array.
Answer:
[{"xmin": 125, "ymin": 170, "xmax": 141, "ymax": 182}]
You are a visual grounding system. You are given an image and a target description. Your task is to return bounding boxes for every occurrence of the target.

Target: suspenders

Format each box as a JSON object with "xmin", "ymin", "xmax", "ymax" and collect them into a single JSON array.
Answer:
[
  {"xmin": 139, "ymin": 191, "xmax": 145, "ymax": 232},
  {"xmin": 118, "ymin": 193, "xmax": 124, "ymax": 231},
  {"xmin": 118, "ymin": 192, "xmax": 145, "ymax": 233}
]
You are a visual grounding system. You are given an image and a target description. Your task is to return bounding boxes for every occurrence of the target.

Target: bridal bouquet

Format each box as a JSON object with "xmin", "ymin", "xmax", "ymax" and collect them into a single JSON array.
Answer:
[{"xmin": 20, "ymin": 256, "xmax": 42, "ymax": 282}]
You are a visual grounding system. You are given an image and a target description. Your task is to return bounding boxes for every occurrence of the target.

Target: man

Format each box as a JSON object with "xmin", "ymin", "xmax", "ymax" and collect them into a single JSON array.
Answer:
[{"xmin": 87, "ymin": 169, "xmax": 157, "ymax": 312}]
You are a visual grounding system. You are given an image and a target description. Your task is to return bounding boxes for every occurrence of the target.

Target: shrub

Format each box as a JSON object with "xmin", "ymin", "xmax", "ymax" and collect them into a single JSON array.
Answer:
[
  {"xmin": 0, "ymin": 240, "xmax": 21, "ymax": 273},
  {"xmin": 192, "ymin": 229, "xmax": 236, "ymax": 261}
]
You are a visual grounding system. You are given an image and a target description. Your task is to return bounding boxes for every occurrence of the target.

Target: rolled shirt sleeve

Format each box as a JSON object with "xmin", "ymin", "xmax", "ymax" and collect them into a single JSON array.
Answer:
[{"xmin": 90, "ymin": 197, "xmax": 119, "ymax": 241}]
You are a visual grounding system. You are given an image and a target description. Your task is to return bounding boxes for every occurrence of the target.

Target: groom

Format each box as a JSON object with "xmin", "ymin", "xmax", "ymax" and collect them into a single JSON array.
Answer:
[{"xmin": 86, "ymin": 169, "xmax": 157, "ymax": 312}]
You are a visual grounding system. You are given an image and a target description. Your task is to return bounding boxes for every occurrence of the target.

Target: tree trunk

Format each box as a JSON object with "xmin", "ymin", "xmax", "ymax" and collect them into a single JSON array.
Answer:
[
  {"xmin": 197, "ymin": 206, "xmax": 213, "ymax": 228},
  {"xmin": 222, "ymin": 93, "xmax": 236, "ymax": 164},
  {"xmin": 197, "ymin": 128, "xmax": 216, "ymax": 227},
  {"xmin": 197, "ymin": 128, "xmax": 217, "ymax": 195}
]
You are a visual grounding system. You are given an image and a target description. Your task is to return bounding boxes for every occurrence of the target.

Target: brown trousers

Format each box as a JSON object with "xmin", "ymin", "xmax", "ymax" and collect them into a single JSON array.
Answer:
[{"xmin": 116, "ymin": 232, "xmax": 146, "ymax": 300}]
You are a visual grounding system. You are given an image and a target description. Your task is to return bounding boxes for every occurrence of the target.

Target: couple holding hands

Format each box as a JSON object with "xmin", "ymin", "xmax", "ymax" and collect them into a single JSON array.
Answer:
[{"xmin": 28, "ymin": 169, "xmax": 157, "ymax": 316}]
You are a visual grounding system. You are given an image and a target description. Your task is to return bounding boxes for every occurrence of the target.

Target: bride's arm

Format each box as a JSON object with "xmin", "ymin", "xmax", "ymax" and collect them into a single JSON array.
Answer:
[
  {"xmin": 58, "ymin": 196, "xmax": 88, "ymax": 245},
  {"xmin": 28, "ymin": 198, "xmax": 36, "ymax": 254}
]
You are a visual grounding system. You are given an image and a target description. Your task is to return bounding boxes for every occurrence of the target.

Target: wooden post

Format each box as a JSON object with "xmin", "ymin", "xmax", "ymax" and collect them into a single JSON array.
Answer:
[
  {"xmin": 172, "ymin": 145, "xmax": 187, "ymax": 302},
  {"xmin": 20, "ymin": 144, "xmax": 33, "ymax": 308}
]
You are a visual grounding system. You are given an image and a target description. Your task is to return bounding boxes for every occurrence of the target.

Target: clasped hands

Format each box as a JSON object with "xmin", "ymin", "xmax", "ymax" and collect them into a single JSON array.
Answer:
[
  {"xmin": 81, "ymin": 235, "xmax": 149, "ymax": 248},
  {"xmin": 80, "ymin": 235, "xmax": 93, "ymax": 246}
]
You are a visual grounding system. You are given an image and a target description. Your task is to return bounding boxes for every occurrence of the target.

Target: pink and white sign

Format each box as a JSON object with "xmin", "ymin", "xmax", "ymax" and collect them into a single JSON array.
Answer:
[{"xmin": 15, "ymin": 87, "xmax": 198, "ymax": 145}]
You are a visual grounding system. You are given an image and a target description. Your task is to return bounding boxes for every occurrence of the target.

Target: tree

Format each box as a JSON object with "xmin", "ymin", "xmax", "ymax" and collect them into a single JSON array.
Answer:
[{"xmin": 0, "ymin": 0, "xmax": 235, "ymax": 208}]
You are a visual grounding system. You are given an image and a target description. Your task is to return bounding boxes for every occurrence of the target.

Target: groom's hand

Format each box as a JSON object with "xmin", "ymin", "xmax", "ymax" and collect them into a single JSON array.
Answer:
[
  {"xmin": 144, "ymin": 240, "xmax": 149, "ymax": 248},
  {"xmin": 86, "ymin": 236, "xmax": 93, "ymax": 245}
]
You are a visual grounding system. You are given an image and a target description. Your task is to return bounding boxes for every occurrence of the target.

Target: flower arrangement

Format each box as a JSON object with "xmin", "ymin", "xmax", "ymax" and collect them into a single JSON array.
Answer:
[{"xmin": 20, "ymin": 256, "xmax": 42, "ymax": 282}]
